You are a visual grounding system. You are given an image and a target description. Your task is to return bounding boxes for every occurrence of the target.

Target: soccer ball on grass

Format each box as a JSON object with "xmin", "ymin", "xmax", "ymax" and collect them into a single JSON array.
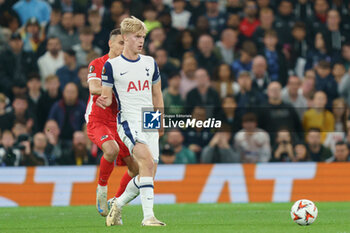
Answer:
[{"xmin": 290, "ymin": 199, "xmax": 318, "ymax": 226}]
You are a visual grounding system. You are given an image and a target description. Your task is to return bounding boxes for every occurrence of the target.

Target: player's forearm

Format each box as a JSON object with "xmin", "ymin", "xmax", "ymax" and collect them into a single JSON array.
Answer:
[
  {"xmin": 101, "ymin": 86, "xmax": 113, "ymax": 107},
  {"xmin": 89, "ymin": 80, "xmax": 102, "ymax": 95}
]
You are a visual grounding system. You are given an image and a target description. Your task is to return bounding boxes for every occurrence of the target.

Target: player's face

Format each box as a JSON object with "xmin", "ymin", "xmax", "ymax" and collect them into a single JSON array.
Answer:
[
  {"xmin": 109, "ymin": 34, "xmax": 124, "ymax": 57},
  {"xmin": 125, "ymin": 31, "xmax": 146, "ymax": 54}
]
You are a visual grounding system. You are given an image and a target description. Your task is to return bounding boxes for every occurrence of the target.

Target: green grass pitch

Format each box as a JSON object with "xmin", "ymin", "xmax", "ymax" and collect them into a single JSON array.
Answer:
[{"xmin": 1, "ymin": 202, "xmax": 350, "ymax": 233}]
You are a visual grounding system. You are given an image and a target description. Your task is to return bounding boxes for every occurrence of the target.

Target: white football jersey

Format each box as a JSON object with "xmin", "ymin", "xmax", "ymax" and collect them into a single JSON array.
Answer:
[{"xmin": 101, "ymin": 54, "xmax": 161, "ymax": 124}]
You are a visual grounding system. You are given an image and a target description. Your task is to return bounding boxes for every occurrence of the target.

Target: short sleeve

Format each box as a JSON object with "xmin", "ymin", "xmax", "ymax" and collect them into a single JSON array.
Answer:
[
  {"xmin": 152, "ymin": 60, "xmax": 161, "ymax": 84},
  {"xmin": 87, "ymin": 59, "xmax": 101, "ymax": 82},
  {"xmin": 101, "ymin": 61, "xmax": 114, "ymax": 87}
]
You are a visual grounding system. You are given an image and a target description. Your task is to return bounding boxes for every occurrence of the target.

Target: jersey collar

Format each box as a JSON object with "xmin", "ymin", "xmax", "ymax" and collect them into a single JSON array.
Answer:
[{"xmin": 121, "ymin": 54, "xmax": 140, "ymax": 63}]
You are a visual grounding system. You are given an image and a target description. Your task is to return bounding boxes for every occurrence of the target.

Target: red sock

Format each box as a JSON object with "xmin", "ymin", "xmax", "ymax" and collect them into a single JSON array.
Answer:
[
  {"xmin": 115, "ymin": 171, "xmax": 133, "ymax": 197},
  {"xmin": 98, "ymin": 156, "xmax": 114, "ymax": 186}
]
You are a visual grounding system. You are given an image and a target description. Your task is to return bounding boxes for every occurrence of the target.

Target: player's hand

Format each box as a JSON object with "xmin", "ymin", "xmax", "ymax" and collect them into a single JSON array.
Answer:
[{"xmin": 96, "ymin": 96, "xmax": 107, "ymax": 109}]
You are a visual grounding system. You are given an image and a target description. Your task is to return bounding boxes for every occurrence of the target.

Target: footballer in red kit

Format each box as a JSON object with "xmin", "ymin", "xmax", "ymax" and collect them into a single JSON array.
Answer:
[{"xmin": 85, "ymin": 29, "xmax": 138, "ymax": 217}]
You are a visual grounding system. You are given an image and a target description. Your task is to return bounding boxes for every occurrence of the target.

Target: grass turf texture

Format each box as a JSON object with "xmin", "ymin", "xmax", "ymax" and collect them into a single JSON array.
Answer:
[{"xmin": 1, "ymin": 203, "xmax": 350, "ymax": 233}]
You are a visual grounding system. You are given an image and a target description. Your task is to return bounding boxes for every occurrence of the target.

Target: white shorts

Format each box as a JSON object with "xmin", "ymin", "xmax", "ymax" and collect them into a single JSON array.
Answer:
[{"xmin": 117, "ymin": 119, "xmax": 159, "ymax": 163}]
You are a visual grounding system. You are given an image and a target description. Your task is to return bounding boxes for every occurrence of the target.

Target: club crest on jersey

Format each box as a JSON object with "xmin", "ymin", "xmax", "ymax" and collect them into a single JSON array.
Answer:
[
  {"xmin": 127, "ymin": 80, "xmax": 150, "ymax": 92},
  {"xmin": 102, "ymin": 67, "xmax": 106, "ymax": 75},
  {"xmin": 145, "ymin": 68, "xmax": 150, "ymax": 76},
  {"xmin": 100, "ymin": 135, "xmax": 108, "ymax": 141},
  {"xmin": 89, "ymin": 65, "xmax": 95, "ymax": 73}
]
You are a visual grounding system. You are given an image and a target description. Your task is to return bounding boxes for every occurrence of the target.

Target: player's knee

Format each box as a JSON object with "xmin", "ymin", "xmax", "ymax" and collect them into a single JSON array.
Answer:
[{"xmin": 103, "ymin": 143, "xmax": 119, "ymax": 161}]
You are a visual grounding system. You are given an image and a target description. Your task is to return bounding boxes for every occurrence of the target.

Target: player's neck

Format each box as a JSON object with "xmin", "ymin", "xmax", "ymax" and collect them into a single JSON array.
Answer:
[{"xmin": 122, "ymin": 49, "xmax": 139, "ymax": 61}]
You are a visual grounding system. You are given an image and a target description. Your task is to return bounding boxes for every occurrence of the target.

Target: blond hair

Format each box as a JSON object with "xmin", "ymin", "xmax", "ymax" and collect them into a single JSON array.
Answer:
[{"xmin": 120, "ymin": 16, "xmax": 148, "ymax": 35}]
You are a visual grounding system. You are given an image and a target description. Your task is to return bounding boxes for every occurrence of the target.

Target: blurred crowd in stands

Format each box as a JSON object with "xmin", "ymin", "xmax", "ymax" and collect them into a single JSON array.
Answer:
[{"xmin": 0, "ymin": 0, "xmax": 350, "ymax": 166}]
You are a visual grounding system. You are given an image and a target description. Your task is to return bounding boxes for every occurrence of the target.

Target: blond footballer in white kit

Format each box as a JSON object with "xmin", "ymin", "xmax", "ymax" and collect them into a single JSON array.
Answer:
[{"xmin": 98, "ymin": 16, "xmax": 165, "ymax": 227}]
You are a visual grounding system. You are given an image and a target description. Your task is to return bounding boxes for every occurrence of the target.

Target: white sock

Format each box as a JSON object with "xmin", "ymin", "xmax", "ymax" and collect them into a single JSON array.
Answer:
[
  {"xmin": 139, "ymin": 176, "xmax": 154, "ymax": 220},
  {"xmin": 116, "ymin": 175, "xmax": 140, "ymax": 207}
]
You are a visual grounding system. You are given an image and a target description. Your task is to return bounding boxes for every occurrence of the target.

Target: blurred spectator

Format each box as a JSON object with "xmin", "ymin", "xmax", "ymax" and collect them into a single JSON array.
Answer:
[
  {"xmin": 73, "ymin": 10, "xmax": 85, "ymax": 31},
  {"xmin": 48, "ymin": 83, "xmax": 86, "ymax": 141},
  {"xmin": 281, "ymin": 76, "xmax": 308, "ymax": 119},
  {"xmin": 186, "ymin": 0, "xmax": 206, "ymax": 27},
  {"xmin": 51, "ymin": 0, "xmax": 81, "ymax": 13},
  {"xmin": 56, "ymin": 49, "xmax": 80, "ymax": 91},
  {"xmin": 327, "ymin": 141, "xmax": 350, "ymax": 162},
  {"xmin": 150, "ymin": 0, "xmax": 170, "ymax": 15},
  {"xmin": 0, "ymin": 130, "xmax": 21, "ymax": 166},
  {"xmin": 305, "ymin": 33, "xmax": 332, "ymax": 70},
  {"xmin": 11, "ymin": 121, "xmax": 28, "ymax": 139},
  {"xmin": 251, "ymin": 55, "xmax": 270, "ymax": 93},
  {"xmin": 225, "ymin": 13, "xmax": 240, "ymax": 30},
  {"xmin": 303, "ymin": 91, "xmax": 335, "ymax": 142},
  {"xmin": 294, "ymin": 142, "xmax": 310, "ymax": 162},
  {"xmin": 338, "ymin": 68, "xmax": 350, "ymax": 106},
  {"xmin": 11, "ymin": 97, "xmax": 35, "ymax": 134},
  {"xmin": 274, "ymin": 0, "xmax": 295, "ymax": 45},
  {"xmin": 89, "ymin": 0, "xmax": 108, "ymax": 24},
  {"xmin": 143, "ymin": 5, "xmax": 162, "ymax": 33},
  {"xmin": 37, "ymin": 37, "xmax": 64, "ymax": 83},
  {"xmin": 0, "ymin": 93, "xmax": 12, "ymax": 131},
  {"xmin": 231, "ymin": 41, "xmax": 257, "ymax": 77},
  {"xmin": 289, "ymin": 22, "xmax": 309, "ymax": 73},
  {"xmin": 195, "ymin": 34, "xmax": 221, "ymax": 75},
  {"xmin": 219, "ymin": 96, "xmax": 241, "ymax": 134},
  {"xmin": 158, "ymin": 11, "xmax": 179, "ymax": 52},
  {"xmin": 214, "ymin": 28, "xmax": 238, "ymax": 65},
  {"xmin": 179, "ymin": 56, "xmax": 198, "ymax": 99},
  {"xmin": 236, "ymin": 71, "xmax": 265, "ymax": 115},
  {"xmin": 341, "ymin": 42, "xmax": 350, "ymax": 70},
  {"xmin": 0, "ymin": 32, "xmax": 38, "ymax": 96},
  {"xmin": 88, "ymin": 9, "xmax": 109, "ymax": 54},
  {"xmin": 315, "ymin": 61, "xmax": 338, "ymax": 108},
  {"xmin": 27, "ymin": 73, "xmax": 42, "ymax": 130},
  {"xmin": 44, "ymin": 119, "xmax": 69, "ymax": 164},
  {"xmin": 103, "ymin": 0, "xmax": 125, "ymax": 31},
  {"xmin": 77, "ymin": 65, "xmax": 89, "ymax": 102},
  {"xmin": 253, "ymin": 7, "xmax": 275, "ymax": 50},
  {"xmin": 193, "ymin": 15, "xmax": 210, "ymax": 39},
  {"xmin": 271, "ymin": 129, "xmax": 296, "ymax": 162},
  {"xmin": 165, "ymin": 130, "xmax": 197, "ymax": 164},
  {"xmin": 212, "ymin": 63, "xmax": 239, "ymax": 98},
  {"xmin": 47, "ymin": 12, "xmax": 79, "ymax": 51},
  {"xmin": 155, "ymin": 48, "xmax": 178, "ymax": 90},
  {"xmin": 261, "ymin": 29, "xmax": 288, "ymax": 85},
  {"xmin": 57, "ymin": 131, "xmax": 95, "ymax": 165},
  {"xmin": 146, "ymin": 27, "xmax": 169, "ymax": 55},
  {"xmin": 332, "ymin": 62, "xmax": 346, "ymax": 84},
  {"xmin": 25, "ymin": 132, "xmax": 50, "ymax": 165},
  {"xmin": 323, "ymin": 9, "xmax": 348, "ymax": 53},
  {"xmin": 203, "ymin": 0, "xmax": 227, "ymax": 39},
  {"xmin": 226, "ymin": 0, "xmax": 243, "ymax": 14},
  {"xmin": 184, "ymin": 106, "xmax": 213, "ymax": 158},
  {"xmin": 159, "ymin": 143, "xmax": 176, "ymax": 164},
  {"xmin": 307, "ymin": 0, "xmax": 329, "ymax": 37},
  {"xmin": 332, "ymin": 98, "xmax": 348, "ymax": 132},
  {"xmin": 171, "ymin": 29, "xmax": 195, "ymax": 60},
  {"xmin": 73, "ymin": 26, "xmax": 102, "ymax": 67},
  {"xmin": 294, "ymin": 0, "xmax": 314, "ymax": 20},
  {"xmin": 20, "ymin": 17, "xmax": 45, "ymax": 53},
  {"xmin": 258, "ymin": 82, "xmax": 303, "ymax": 142},
  {"xmin": 12, "ymin": 0, "xmax": 51, "ymax": 26},
  {"xmin": 306, "ymin": 128, "xmax": 332, "ymax": 161},
  {"xmin": 301, "ymin": 69, "xmax": 316, "ymax": 102},
  {"xmin": 185, "ymin": 68, "xmax": 221, "ymax": 117},
  {"xmin": 239, "ymin": 0, "xmax": 259, "ymax": 38},
  {"xmin": 37, "ymin": 75, "xmax": 61, "ymax": 131},
  {"xmin": 234, "ymin": 112, "xmax": 270, "ymax": 163},
  {"xmin": 163, "ymin": 73, "xmax": 184, "ymax": 115},
  {"xmin": 202, "ymin": 129, "xmax": 239, "ymax": 163},
  {"xmin": 171, "ymin": 0, "xmax": 191, "ymax": 30},
  {"xmin": 46, "ymin": 7, "xmax": 61, "ymax": 29}
]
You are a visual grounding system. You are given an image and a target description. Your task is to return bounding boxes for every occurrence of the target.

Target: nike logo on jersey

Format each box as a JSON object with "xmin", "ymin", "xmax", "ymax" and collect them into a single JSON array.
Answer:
[{"xmin": 120, "ymin": 71, "xmax": 128, "ymax": 76}]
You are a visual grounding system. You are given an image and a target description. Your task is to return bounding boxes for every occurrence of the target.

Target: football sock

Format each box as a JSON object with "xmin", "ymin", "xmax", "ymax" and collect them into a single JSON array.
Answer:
[
  {"xmin": 115, "ymin": 171, "xmax": 133, "ymax": 198},
  {"xmin": 98, "ymin": 156, "xmax": 114, "ymax": 186},
  {"xmin": 116, "ymin": 175, "xmax": 140, "ymax": 207},
  {"xmin": 139, "ymin": 176, "xmax": 155, "ymax": 220}
]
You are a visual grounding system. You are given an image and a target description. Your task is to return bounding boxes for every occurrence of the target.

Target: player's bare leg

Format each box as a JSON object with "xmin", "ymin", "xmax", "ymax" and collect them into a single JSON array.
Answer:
[{"xmin": 96, "ymin": 140, "xmax": 119, "ymax": 216}]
